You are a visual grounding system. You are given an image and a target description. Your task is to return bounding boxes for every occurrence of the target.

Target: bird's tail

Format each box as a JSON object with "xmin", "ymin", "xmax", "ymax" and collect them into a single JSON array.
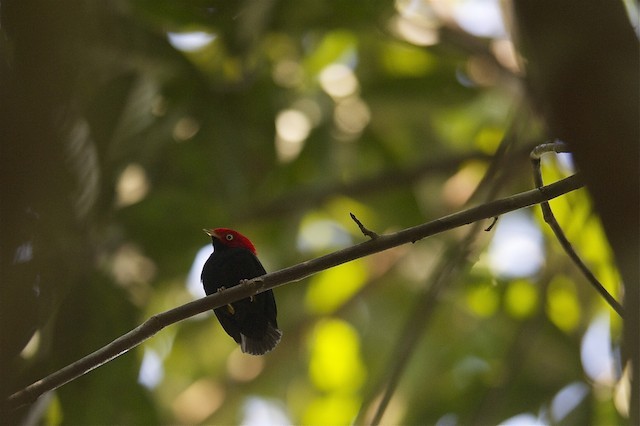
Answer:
[{"xmin": 240, "ymin": 324, "xmax": 282, "ymax": 355}]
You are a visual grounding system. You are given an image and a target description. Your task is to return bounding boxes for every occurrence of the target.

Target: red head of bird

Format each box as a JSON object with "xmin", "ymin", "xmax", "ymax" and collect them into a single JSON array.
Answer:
[{"xmin": 204, "ymin": 228, "xmax": 257, "ymax": 255}]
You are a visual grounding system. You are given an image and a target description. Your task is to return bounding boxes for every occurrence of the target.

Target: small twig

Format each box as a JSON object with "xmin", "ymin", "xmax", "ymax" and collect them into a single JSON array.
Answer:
[
  {"xmin": 350, "ymin": 212, "xmax": 379, "ymax": 240},
  {"xmin": 484, "ymin": 217, "xmax": 499, "ymax": 232},
  {"xmin": 530, "ymin": 141, "xmax": 624, "ymax": 317}
]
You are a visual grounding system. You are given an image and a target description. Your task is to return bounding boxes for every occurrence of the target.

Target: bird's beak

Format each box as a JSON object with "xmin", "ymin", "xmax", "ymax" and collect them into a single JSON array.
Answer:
[{"xmin": 203, "ymin": 228, "xmax": 222, "ymax": 239}]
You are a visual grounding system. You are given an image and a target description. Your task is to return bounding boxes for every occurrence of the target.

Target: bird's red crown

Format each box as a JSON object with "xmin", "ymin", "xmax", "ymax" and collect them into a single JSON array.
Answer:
[{"xmin": 207, "ymin": 228, "xmax": 257, "ymax": 255}]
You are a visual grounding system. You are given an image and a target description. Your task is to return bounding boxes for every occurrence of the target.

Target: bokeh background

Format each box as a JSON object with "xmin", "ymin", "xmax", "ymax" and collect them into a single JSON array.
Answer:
[{"xmin": 1, "ymin": 0, "xmax": 636, "ymax": 424}]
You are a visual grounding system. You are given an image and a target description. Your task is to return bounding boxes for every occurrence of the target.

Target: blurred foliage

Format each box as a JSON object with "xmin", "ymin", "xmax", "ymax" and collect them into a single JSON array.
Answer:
[{"xmin": 0, "ymin": 0, "xmax": 632, "ymax": 424}]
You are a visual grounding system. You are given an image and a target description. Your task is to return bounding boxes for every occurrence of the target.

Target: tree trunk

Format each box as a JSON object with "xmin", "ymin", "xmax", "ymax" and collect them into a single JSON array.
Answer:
[{"xmin": 511, "ymin": 1, "xmax": 639, "ymax": 422}]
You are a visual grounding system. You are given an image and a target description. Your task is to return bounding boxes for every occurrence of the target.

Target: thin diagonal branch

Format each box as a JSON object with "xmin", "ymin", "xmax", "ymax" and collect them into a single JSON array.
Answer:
[
  {"xmin": 359, "ymin": 129, "xmax": 519, "ymax": 425},
  {"xmin": 366, "ymin": 243, "xmax": 468, "ymax": 426},
  {"xmin": 4, "ymin": 173, "xmax": 583, "ymax": 412},
  {"xmin": 530, "ymin": 142, "xmax": 624, "ymax": 317},
  {"xmin": 238, "ymin": 148, "xmax": 537, "ymax": 222}
]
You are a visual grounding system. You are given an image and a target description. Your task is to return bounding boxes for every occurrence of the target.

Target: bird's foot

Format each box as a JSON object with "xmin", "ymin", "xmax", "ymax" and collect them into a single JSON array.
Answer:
[{"xmin": 215, "ymin": 287, "xmax": 235, "ymax": 314}]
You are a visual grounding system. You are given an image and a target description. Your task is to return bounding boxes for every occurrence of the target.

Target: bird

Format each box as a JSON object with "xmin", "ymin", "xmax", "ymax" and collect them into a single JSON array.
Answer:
[{"xmin": 201, "ymin": 228, "xmax": 282, "ymax": 355}]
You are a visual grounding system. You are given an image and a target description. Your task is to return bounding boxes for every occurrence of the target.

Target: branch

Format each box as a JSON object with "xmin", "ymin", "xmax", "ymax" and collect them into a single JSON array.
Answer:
[
  {"xmin": 4, "ymin": 173, "xmax": 584, "ymax": 411},
  {"xmin": 357, "ymin": 132, "xmax": 517, "ymax": 425},
  {"xmin": 365, "ymin": 243, "xmax": 468, "ymax": 426},
  {"xmin": 350, "ymin": 213, "xmax": 379, "ymax": 239},
  {"xmin": 237, "ymin": 149, "xmax": 514, "ymax": 222},
  {"xmin": 530, "ymin": 142, "xmax": 624, "ymax": 317}
]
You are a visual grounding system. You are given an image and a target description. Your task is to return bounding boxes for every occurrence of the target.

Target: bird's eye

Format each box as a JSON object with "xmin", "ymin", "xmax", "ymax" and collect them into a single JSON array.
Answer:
[{"xmin": 226, "ymin": 234, "xmax": 234, "ymax": 241}]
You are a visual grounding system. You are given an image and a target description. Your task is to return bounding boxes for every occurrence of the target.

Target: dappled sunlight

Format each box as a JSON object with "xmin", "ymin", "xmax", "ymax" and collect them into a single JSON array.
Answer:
[
  {"xmin": 275, "ymin": 109, "xmax": 312, "ymax": 162},
  {"xmin": 499, "ymin": 413, "xmax": 546, "ymax": 426},
  {"xmin": 442, "ymin": 161, "xmax": 487, "ymax": 207},
  {"xmin": 305, "ymin": 261, "xmax": 368, "ymax": 315},
  {"xmin": 19, "ymin": 330, "xmax": 41, "ymax": 360},
  {"xmin": 465, "ymin": 55, "xmax": 500, "ymax": 87},
  {"xmin": 171, "ymin": 379, "xmax": 225, "ymax": 424},
  {"xmin": 452, "ymin": 0, "xmax": 506, "ymax": 38},
  {"xmin": 241, "ymin": 397, "xmax": 291, "ymax": 425},
  {"xmin": 397, "ymin": 244, "xmax": 439, "ymax": 286},
  {"xmin": 109, "ymin": 243, "xmax": 156, "ymax": 306},
  {"xmin": 308, "ymin": 319, "xmax": 366, "ymax": 392},
  {"xmin": 116, "ymin": 163, "xmax": 150, "ymax": 207},
  {"xmin": 546, "ymin": 275, "xmax": 581, "ymax": 333},
  {"xmin": 550, "ymin": 382, "xmax": 589, "ymax": 424},
  {"xmin": 151, "ymin": 95, "xmax": 168, "ymax": 117},
  {"xmin": 272, "ymin": 59, "xmax": 305, "ymax": 88},
  {"xmin": 614, "ymin": 364, "xmax": 632, "ymax": 418},
  {"xmin": 186, "ymin": 245, "xmax": 212, "ymax": 299},
  {"xmin": 303, "ymin": 394, "xmax": 361, "ymax": 426},
  {"xmin": 172, "ymin": 116, "xmax": 200, "ymax": 142},
  {"xmin": 333, "ymin": 96, "xmax": 371, "ymax": 140},
  {"xmin": 362, "ymin": 391, "xmax": 407, "ymax": 425},
  {"xmin": 504, "ymin": 279, "xmax": 538, "ymax": 319},
  {"xmin": 380, "ymin": 42, "xmax": 436, "ymax": 77},
  {"xmin": 227, "ymin": 348, "xmax": 265, "ymax": 382},
  {"xmin": 138, "ymin": 348, "xmax": 164, "ymax": 389},
  {"xmin": 464, "ymin": 284, "xmax": 499, "ymax": 318},
  {"xmin": 5, "ymin": 0, "xmax": 632, "ymax": 423},
  {"xmin": 451, "ymin": 356, "xmax": 491, "ymax": 389},
  {"xmin": 491, "ymin": 39, "xmax": 521, "ymax": 74},
  {"xmin": 391, "ymin": 0, "xmax": 440, "ymax": 46},
  {"xmin": 580, "ymin": 315, "xmax": 616, "ymax": 386},
  {"xmin": 488, "ymin": 212, "xmax": 545, "ymax": 278},
  {"xmin": 296, "ymin": 216, "xmax": 352, "ymax": 253},
  {"xmin": 167, "ymin": 31, "xmax": 216, "ymax": 52},
  {"xmin": 304, "ymin": 319, "xmax": 366, "ymax": 424},
  {"xmin": 291, "ymin": 98, "xmax": 323, "ymax": 127},
  {"xmin": 473, "ymin": 126, "xmax": 505, "ymax": 153},
  {"xmin": 319, "ymin": 63, "xmax": 359, "ymax": 99},
  {"xmin": 276, "ymin": 109, "xmax": 311, "ymax": 144}
]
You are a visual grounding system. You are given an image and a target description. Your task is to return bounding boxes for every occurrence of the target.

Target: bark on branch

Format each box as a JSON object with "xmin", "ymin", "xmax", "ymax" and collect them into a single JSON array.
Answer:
[{"xmin": 5, "ymin": 173, "xmax": 583, "ymax": 411}]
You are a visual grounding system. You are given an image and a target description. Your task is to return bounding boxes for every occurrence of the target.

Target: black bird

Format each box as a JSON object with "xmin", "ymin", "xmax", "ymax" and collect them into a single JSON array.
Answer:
[{"xmin": 201, "ymin": 228, "xmax": 281, "ymax": 355}]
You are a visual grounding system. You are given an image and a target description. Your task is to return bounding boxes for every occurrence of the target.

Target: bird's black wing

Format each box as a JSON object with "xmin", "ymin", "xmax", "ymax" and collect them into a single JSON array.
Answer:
[{"xmin": 202, "ymin": 247, "xmax": 279, "ymax": 352}]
